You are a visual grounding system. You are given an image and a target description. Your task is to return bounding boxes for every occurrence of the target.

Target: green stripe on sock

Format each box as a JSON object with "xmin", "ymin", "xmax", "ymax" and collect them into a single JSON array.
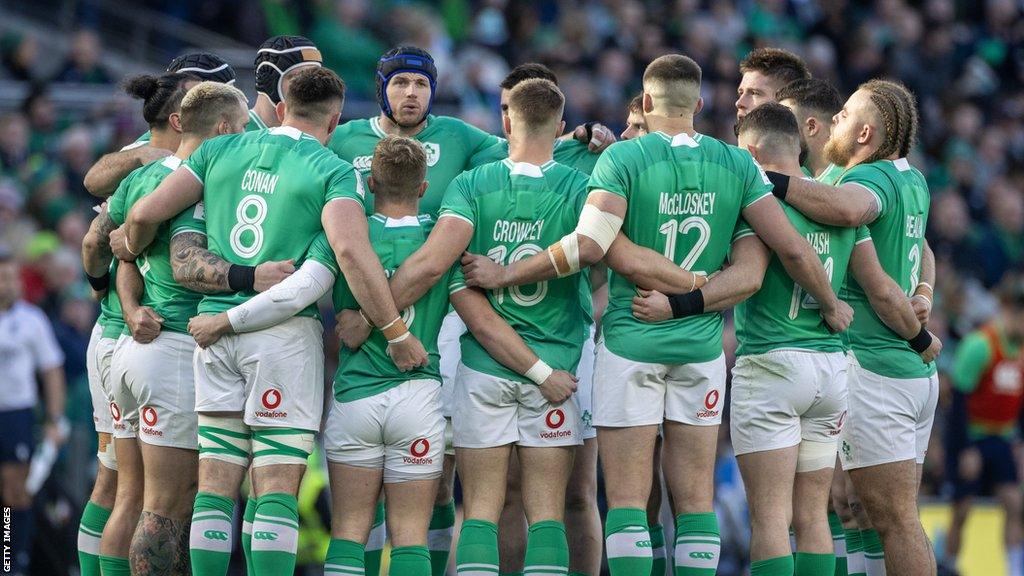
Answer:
[
  {"xmin": 751, "ymin": 555, "xmax": 795, "ymax": 575},
  {"xmin": 251, "ymin": 492, "xmax": 299, "ymax": 576},
  {"xmin": 674, "ymin": 513, "xmax": 720, "ymax": 576},
  {"xmin": 391, "ymin": 545, "xmax": 431, "ymax": 576},
  {"xmin": 606, "ymin": 508, "xmax": 651, "ymax": 576},
  {"xmin": 99, "ymin": 555, "xmax": 131, "ymax": 576},
  {"xmin": 860, "ymin": 529, "xmax": 883, "ymax": 554},
  {"xmin": 78, "ymin": 502, "xmax": 112, "ymax": 576},
  {"xmin": 796, "ymin": 552, "xmax": 836, "ymax": 576},
  {"xmin": 326, "ymin": 538, "xmax": 365, "ymax": 575},
  {"xmin": 191, "ymin": 492, "xmax": 235, "ymax": 576},
  {"xmin": 457, "ymin": 519, "xmax": 499, "ymax": 575},
  {"xmin": 524, "ymin": 520, "xmax": 568, "ymax": 575}
]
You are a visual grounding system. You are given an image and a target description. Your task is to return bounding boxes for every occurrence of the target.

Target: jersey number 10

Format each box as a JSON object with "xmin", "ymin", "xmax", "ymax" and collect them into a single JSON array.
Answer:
[{"xmin": 486, "ymin": 244, "xmax": 547, "ymax": 307}]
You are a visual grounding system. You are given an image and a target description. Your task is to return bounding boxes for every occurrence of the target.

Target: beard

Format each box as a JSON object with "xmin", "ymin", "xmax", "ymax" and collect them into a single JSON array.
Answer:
[
  {"xmin": 824, "ymin": 131, "xmax": 856, "ymax": 167},
  {"xmin": 798, "ymin": 137, "xmax": 809, "ymax": 167}
]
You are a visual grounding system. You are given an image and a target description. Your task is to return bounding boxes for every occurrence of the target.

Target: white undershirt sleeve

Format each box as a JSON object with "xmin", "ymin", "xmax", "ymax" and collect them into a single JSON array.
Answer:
[{"xmin": 226, "ymin": 260, "xmax": 336, "ymax": 333}]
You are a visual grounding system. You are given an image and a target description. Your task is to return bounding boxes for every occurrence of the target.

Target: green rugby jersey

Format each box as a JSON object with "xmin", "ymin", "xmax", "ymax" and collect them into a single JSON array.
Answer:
[
  {"xmin": 184, "ymin": 126, "xmax": 365, "ymax": 316},
  {"xmin": 327, "ymin": 115, "xmax": 506, "ymax": 216},
  {"xmin": 98, "ymin": 259, "xmax": 125, "ymax": 339},
  {"xmin": 130, "ymin": 110, "xmax": 267, "ymax": 148},
  {"xmin": 591, "ymin": 131, "xmax": 772, "ymax": 365},
  {"xmin": 734, "ymin": 200, "xmax": 867, "ymax": 356},
  {"xmin": 816, "ymin": 163, "xmax": 846, "ymax": 185},
  {"xmin": 439, "ymin": 159, "xmax": 591, "ymax": 382},
  {"xmin": 492, "ymin": 137, "xmax": 600, "ymax": 175},
  {"xmin": 108, "ymin": 157, "xmax": 205, "ymax": 335},
  {"xmin": 840, "ymin": 158, "xmax": 936, "ymax": 379},
  {"xmin": 305, "ymin": 216, "xmax": 462, "ymax": 402}
]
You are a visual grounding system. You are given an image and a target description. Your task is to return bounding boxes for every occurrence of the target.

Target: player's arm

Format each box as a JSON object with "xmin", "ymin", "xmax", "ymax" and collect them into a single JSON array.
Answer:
[
  {"xmin": 122, "ymin": 168, "xmax": 204, "ymax": 258},
  {"xmin": 116, "ymin": 262, "xmax": 162, "ymax": 344},
  {"xmin": 911, "ymin": 240, "xmax": 935, "ymax": 324},
  {"xmin": 848, "ymin": 239, "xmax": 941, "ymax": 361},
  {"xmin": 82, "ymin": 206, "xmax": 117, "ymax": 296},
  {"xmin": 603, "ymin": 233, "xmax": 707, "ymax": 294},
  {"xmin": 631, "ymin": 234, "xmax": 771, "ymax": 322},
  {"xmin": 188, "ymin": 260, "xmax": 336, "ymax": 348},
  {"xmin": 388, "ymin": 216, "xmax": 474, "ymax": 309},
  {"xmin": 84, "ymin": 144, "xmax": 172, "ymax": 198},
  {"xmin": 450, "ymin": 287, "xmax": 577, "ymax": 403},
  {"xmin": 766, "ymin": 173, "xmax": 879, "ymax": 227},
  {"xmin": 461, "ymin": 191, "xmax": 627, "ymax": 289},
  {"xmin": 170, "ymin": 232, "xmax": 294, "ymax": 294},
  {"xmin": 950, "ymin": 332, "xmax": 991, "ymax": 394},
  {"xmin": 743, "ymin": 196, "xmax": 851, "ymax": 331}
]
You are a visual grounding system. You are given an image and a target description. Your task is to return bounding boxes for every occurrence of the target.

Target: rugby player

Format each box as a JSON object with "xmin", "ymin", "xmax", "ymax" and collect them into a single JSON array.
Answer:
[
  {"xmin": 82, "ymin": 71, "xmax": 199, "ymax": 576},
  {"xmin": 775, "ymin": 78, "xmax": 846, "ymax": 183},
  {"xmin": 735, "ymin": 48, "xmax": 811, "ymax": 124},
  {"xmin": 120, "ymin": 66, "xmax": 426, "ymax": 576},
  {"xmin": 186, "ymin": 135, "xmax": 456, "ymax": 576},
  {"xmin": 761, "ymin": 79, "xmax": 942, "ymax": 575},
  {"xmin": 944, "ymin": 273, "xmax": 1024, "ymax": 576},
  {"xmin": 461, "ymin": 54, "xmax": 848, "ymax": 575},
  {"xmin": 105, "ymin": 81, "xmax": 251, "ymax": 573}
]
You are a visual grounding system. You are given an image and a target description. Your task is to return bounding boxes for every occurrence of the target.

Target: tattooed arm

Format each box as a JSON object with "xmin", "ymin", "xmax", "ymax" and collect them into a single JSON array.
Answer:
[
  {"xmin": 170, "ymin": 232, "xmax": 295, "ymax": 294},
  {"xmin": 82, "ymin": 207, "xmax": 118, "ymax": 277}
]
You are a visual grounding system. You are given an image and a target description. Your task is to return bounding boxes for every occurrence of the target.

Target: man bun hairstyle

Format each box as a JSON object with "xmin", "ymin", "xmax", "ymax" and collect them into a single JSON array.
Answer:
[
  {"xmin": 285, "ymin": 67, "xmax": 346, "ymax": 121},
  {"xmin": 739, "ymin": 47, "xmax": 811, "ymax": 85},
  {"xmin": 123, "ymin": 72, "xmax": 197, "ymax": 129}
]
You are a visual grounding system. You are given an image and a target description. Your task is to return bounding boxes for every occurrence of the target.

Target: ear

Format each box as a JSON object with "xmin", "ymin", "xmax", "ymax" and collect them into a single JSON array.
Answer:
[
  {"xmin": 367, "ymin": 176, "xmax": 377, "ymax": 194},
  {"xmin": 326, "ymin": 111, "xmax": 341, "ymax": 137},
  {"xmin": 744, "ymin": 143, "xmax": 762, "ymax": 164},
  {"xmin": 418, "ymin": 181, "xmax": 428, "ymax": 199},
  {"xmin": 805, "ymin": 117, "xmax": 820, "ymax": 138},
  {"xmin": 275, "ymin": 101, "xmax": 286, "ymax": 124},
  {"xmin": 168, "ymin": 112, "xmax": 183, "ymax": 133},
  {"xmin": 557, "ymin": 119, "xmax": 566, "ymax": 138},
  {"xmin": 642, "ymin": 92, "xmax": 653, "ymax": 114},
  {"xmin": 694, "ymin": 97, "xmax": 704, "ymax": 116},
  {"xmin": 217, "ymin": 120, "xmax": 231, "ymax": 136},
  {"xmin": 502, "ymin": 114, "xmax": 512, "ymax": 137},
  {"xmin": 858, "ymin": 123, "xmax": 872, "ymax": 145}
]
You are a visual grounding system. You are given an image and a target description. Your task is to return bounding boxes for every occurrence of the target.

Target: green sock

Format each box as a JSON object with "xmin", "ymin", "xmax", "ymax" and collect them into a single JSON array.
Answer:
[
  {"xmin": 860, "ymin": 529, "xmax": 884, "ymax": 576},
  {"xmin": 390, "ymin": 545, "xmax": 432, "ymax": 576},
  {"xmin": 456, "ymin": 519, "xmax": 499, "ymax": 575},
  {"xmin": 524, "ymin": 520, "xmax": 568, "ymax": 574},
  {"xmin": 429, "ymin": 501, "xmax": 456, "ymax": 576},
  {"xmin": 98, "ymin": 555, "xmax": 131, "ymax": 576},
  {"xmin": 366, "ymin": 501, "xmax": 386, "ymax": 576},
  {"xmin": 751, "ymin": 555, "xmax": 795, "ymax": 575},
  {"xmin": 844, "ymin": 529, "xmax": 865, "ymax": 576},
  {"xmin": 325, "ymin": 538, "xmax": 365, "ymax": 575},
  {"xmin": 77, "ymin": 501, "xmax": 111, "ymax": 576},
  {"xmin": 827, "ymin": 513, "xmax": 847, "ymax": 576},
  {"xmin": 250, "ymin": 492, "xmax": 300, "ymax": 576},
  {"xmin": 190, "ymin": 491, "xmax": 236, "ymax": 576},
  {"xmin": 242, "ymin": 496, "xmax": 257, "ymax": 576},
  {"xmin": 650, "ymin": 523, "xmax": 667, "ymax": 576},
  {"xmin": 605, "ymin": 507, "xmax": 651, "ymax": 576},
  {"xmin": 499, "ymin": 573, "xmax": 524, "ymax": 576},
  {"xmin": 674, "ymin": 513, "xmax": 720, "ymax": 576},
  {"xmin": 796, "ymin": 552, "xmax": 837, "ymax": 576}
]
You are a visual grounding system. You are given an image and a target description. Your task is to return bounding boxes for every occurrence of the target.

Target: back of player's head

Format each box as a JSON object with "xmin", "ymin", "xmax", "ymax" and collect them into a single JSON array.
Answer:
[
  {"xmin": 167, "ymin": 52, "xmax": 236, "ymax": 84},
  {"xmin": 284, "ymin": 67, "xmax": 345, "ymax": 122},
  {"xmin": 123, "ymin": 72, "xmax": 198, "ymax": 129},
  {"xmin": 627, "ymin": 93, "xmax": 643, "ymax": 115},
  {"xmin": 255, "ymin": 35, "xmax": 322, "ymax": 105},
  {"xmin": 371, "ymin": 135, "xmax": 426, "ymax": 203},
  {"xmin": 507, "ymin": 78, "xmax": 564, "ymax": 134},
  {"xmin": 739, "ymin": 48, "xmax": 810, "ymax": 85},
  {"xmin": 775, "ymin": 77, "xmax": 842, "ymax": 120},
  {"xmin": 500, "ymin": 63, "xmax": 558, "ymax": 90},
  {"xmin": 376, "ymin": 46, "xmax": 437, "ymax": 123},
  {"xmin": 736, "ymin": 102, "xmax": 801, "ymax": 159},
  {"xmin": 180, "ymin": 82, "xmax": 248, "ymax": 137},
  {"xmin": 643, "ymin": 54, "xmax": 702, "ymax": 113},
  {"xmin": 872, "ymin": 80, "xmax": 919, "ymax": 158},
  {"xmin": 859, "ymin": 79, "xmax": 915, "ymax": 163}
]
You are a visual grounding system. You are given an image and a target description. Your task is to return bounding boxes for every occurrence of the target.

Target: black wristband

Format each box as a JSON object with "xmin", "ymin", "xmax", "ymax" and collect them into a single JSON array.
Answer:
[
  {"xmin": 86, "ymin": 271, "xmax": 110, "ymax": 292},
  {"xmin": 907, "ymin": 326, "xmax": 933, "ymax": 353},
  {"xmin": 583, "ymin": 121, "xmax": 596, "ymax": 143},
  {"xmin": 668, "ymin": 290, "xmax": 705, "ymax": 319},
  {"xmin": 227, "ymin": 265, "xmax": 256, "ymax": 292},
  {"xmin": 766, "ymin": 170, "xmax": 790, "ymax": 200}
]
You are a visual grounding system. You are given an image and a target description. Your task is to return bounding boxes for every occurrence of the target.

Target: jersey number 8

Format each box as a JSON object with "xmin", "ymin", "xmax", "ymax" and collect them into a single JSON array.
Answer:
[{"xmin": 230, "ymin": 194, "xmax": 268, "ymax": 258}]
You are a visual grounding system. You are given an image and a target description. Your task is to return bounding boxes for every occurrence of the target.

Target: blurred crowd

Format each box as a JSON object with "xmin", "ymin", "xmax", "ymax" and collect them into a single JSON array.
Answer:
[{"xmin": 2, "ymin": 0, "xmax": 1024, "ymax": 571}]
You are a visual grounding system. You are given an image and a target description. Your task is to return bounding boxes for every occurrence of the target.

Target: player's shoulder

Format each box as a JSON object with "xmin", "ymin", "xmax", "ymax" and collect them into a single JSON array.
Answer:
[
  {"xmin": 456, "ymin": 157, "xmax": 507, "ymax": 185},
  {"xmin": 840, "ymin": 160, "xmax": 893, "ymax": 185},
  {"xmin": 427, "ymin": 114, "xmax": 476, "ymax": 135},
  {"xmin": 544, "ymin": 161, "xmax": 590, "ymax": 192},
  {"xmin": 331, "ymin": 117, "xmax": 374, "ymax": 141}
]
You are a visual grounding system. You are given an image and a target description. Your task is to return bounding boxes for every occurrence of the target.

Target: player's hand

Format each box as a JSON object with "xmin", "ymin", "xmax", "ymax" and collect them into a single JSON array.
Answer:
[
  {"xmin": 387, "ymin": 334, "xmax": 429, "ymax": 372},
  {"xmin": 821, "ymin": 300, "xmax": 853, "ymax": 333},
  {"xmin": 572, "ymin": 122, "xmax": 617, "ymax": 152},
  {"xmin": 127, "ymin": 306, "xmax": 163, "ymax": 343},
  {"xmin": 462, "ymin": 252, "xmax": 508, "ymax": 290},
  {"xmin": 254, "ymin": 259, "xmax": 295, "ymax": 292},
  {"xmin": 539, "ymin": 370, "xmax": 578, "ymax": 404},
  {"xmin": 189, "ymin": 313, "xmax": 231, "ymax": 348},
  {"xmin": 336, "ymin": 309, "xmax": 372, "ymax": 349},
  {"xmin": 631, "ymin": 289, "xmax": 673, "ymax": 323},
  {"xmin": 920, "ymin": 330, "xmax": 942, "ymax": 363},
  {"xmin": 108, "ymin": 225, "xmax": 138, "ymax": 261},
  {"xmin": 911, "ymin": 294, "xmax": 932, "ymax": 326}
]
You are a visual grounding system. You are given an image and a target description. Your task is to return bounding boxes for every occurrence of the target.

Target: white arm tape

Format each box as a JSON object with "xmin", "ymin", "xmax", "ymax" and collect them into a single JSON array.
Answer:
[
  {"xmin": 226, "ymin": 260, "xmax": 335, "ymax": 333},
  {"xmin": 576, "ymin": 204, "xmax": 623, "ymax": 253},
  {"xmin": 524, "ymin": 359, "xmax": 554, "ymax": 385}
]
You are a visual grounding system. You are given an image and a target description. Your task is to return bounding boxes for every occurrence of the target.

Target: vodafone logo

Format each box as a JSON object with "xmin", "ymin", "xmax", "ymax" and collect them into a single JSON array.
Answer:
[
  {"xmin": 262, "ymin": 389, "xmax": 282, "ymax": 409},
  {"xmin": 410, "ymin": 438, "xmax": 429, "ymax": 457},
  {"xmin": 109, "ymin": 402, "xmax": 121, "ymax": 421},
  {"xmin": 142, "ymin": 406, "xmax": 158, "ymax": 426},
  {"xmin": 546, "ymin": 409, "xmax": 565, "ymax": 429},
  {"xmin": 704, "ymin": 390, "xmax": 720, "ymax": 410}
]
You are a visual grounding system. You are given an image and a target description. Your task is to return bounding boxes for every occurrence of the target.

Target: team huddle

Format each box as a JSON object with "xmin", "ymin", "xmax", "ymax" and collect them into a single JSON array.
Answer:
[{"xmin": 75, "ymin": 34, "xmax": 941, "ymax": 576}]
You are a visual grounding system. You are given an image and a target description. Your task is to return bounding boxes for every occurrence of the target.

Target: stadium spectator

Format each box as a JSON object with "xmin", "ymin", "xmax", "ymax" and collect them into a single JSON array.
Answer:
[{"xmin": 53, "ymin": 30, "xmax": 112, "ymax": 84}]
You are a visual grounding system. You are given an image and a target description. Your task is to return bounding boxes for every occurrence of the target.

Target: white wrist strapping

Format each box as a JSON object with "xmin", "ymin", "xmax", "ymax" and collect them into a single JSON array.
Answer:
[
  {"xmin": 524, "ymin": 359, "xmax": 553, "ymax": 385},
  {"xmin": 388, "ymin": 331, "xmax": 412, "ymax": 344}
]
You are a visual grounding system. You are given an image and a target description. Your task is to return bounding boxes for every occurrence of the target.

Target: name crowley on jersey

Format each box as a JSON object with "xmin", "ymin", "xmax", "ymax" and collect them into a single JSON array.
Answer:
[{"xmin": 493, "ymin": 219, "xmax": 544, "ymax": 243}]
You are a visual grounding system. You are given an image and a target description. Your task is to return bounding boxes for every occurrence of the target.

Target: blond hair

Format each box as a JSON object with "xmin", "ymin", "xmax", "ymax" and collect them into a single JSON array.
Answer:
[
  {"xmin": 180, "ymin": 81, "xmax": 248, "ymax": 136},
  {"xmin": 371, "ymin": 135, "xmax": 426, "ymax": 202}
]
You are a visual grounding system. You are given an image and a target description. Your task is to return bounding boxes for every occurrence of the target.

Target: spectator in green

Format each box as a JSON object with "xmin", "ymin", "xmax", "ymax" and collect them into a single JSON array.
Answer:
[{"xmin": 310, "ymin": 0, "xmax": 386, "ymax": 99}]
